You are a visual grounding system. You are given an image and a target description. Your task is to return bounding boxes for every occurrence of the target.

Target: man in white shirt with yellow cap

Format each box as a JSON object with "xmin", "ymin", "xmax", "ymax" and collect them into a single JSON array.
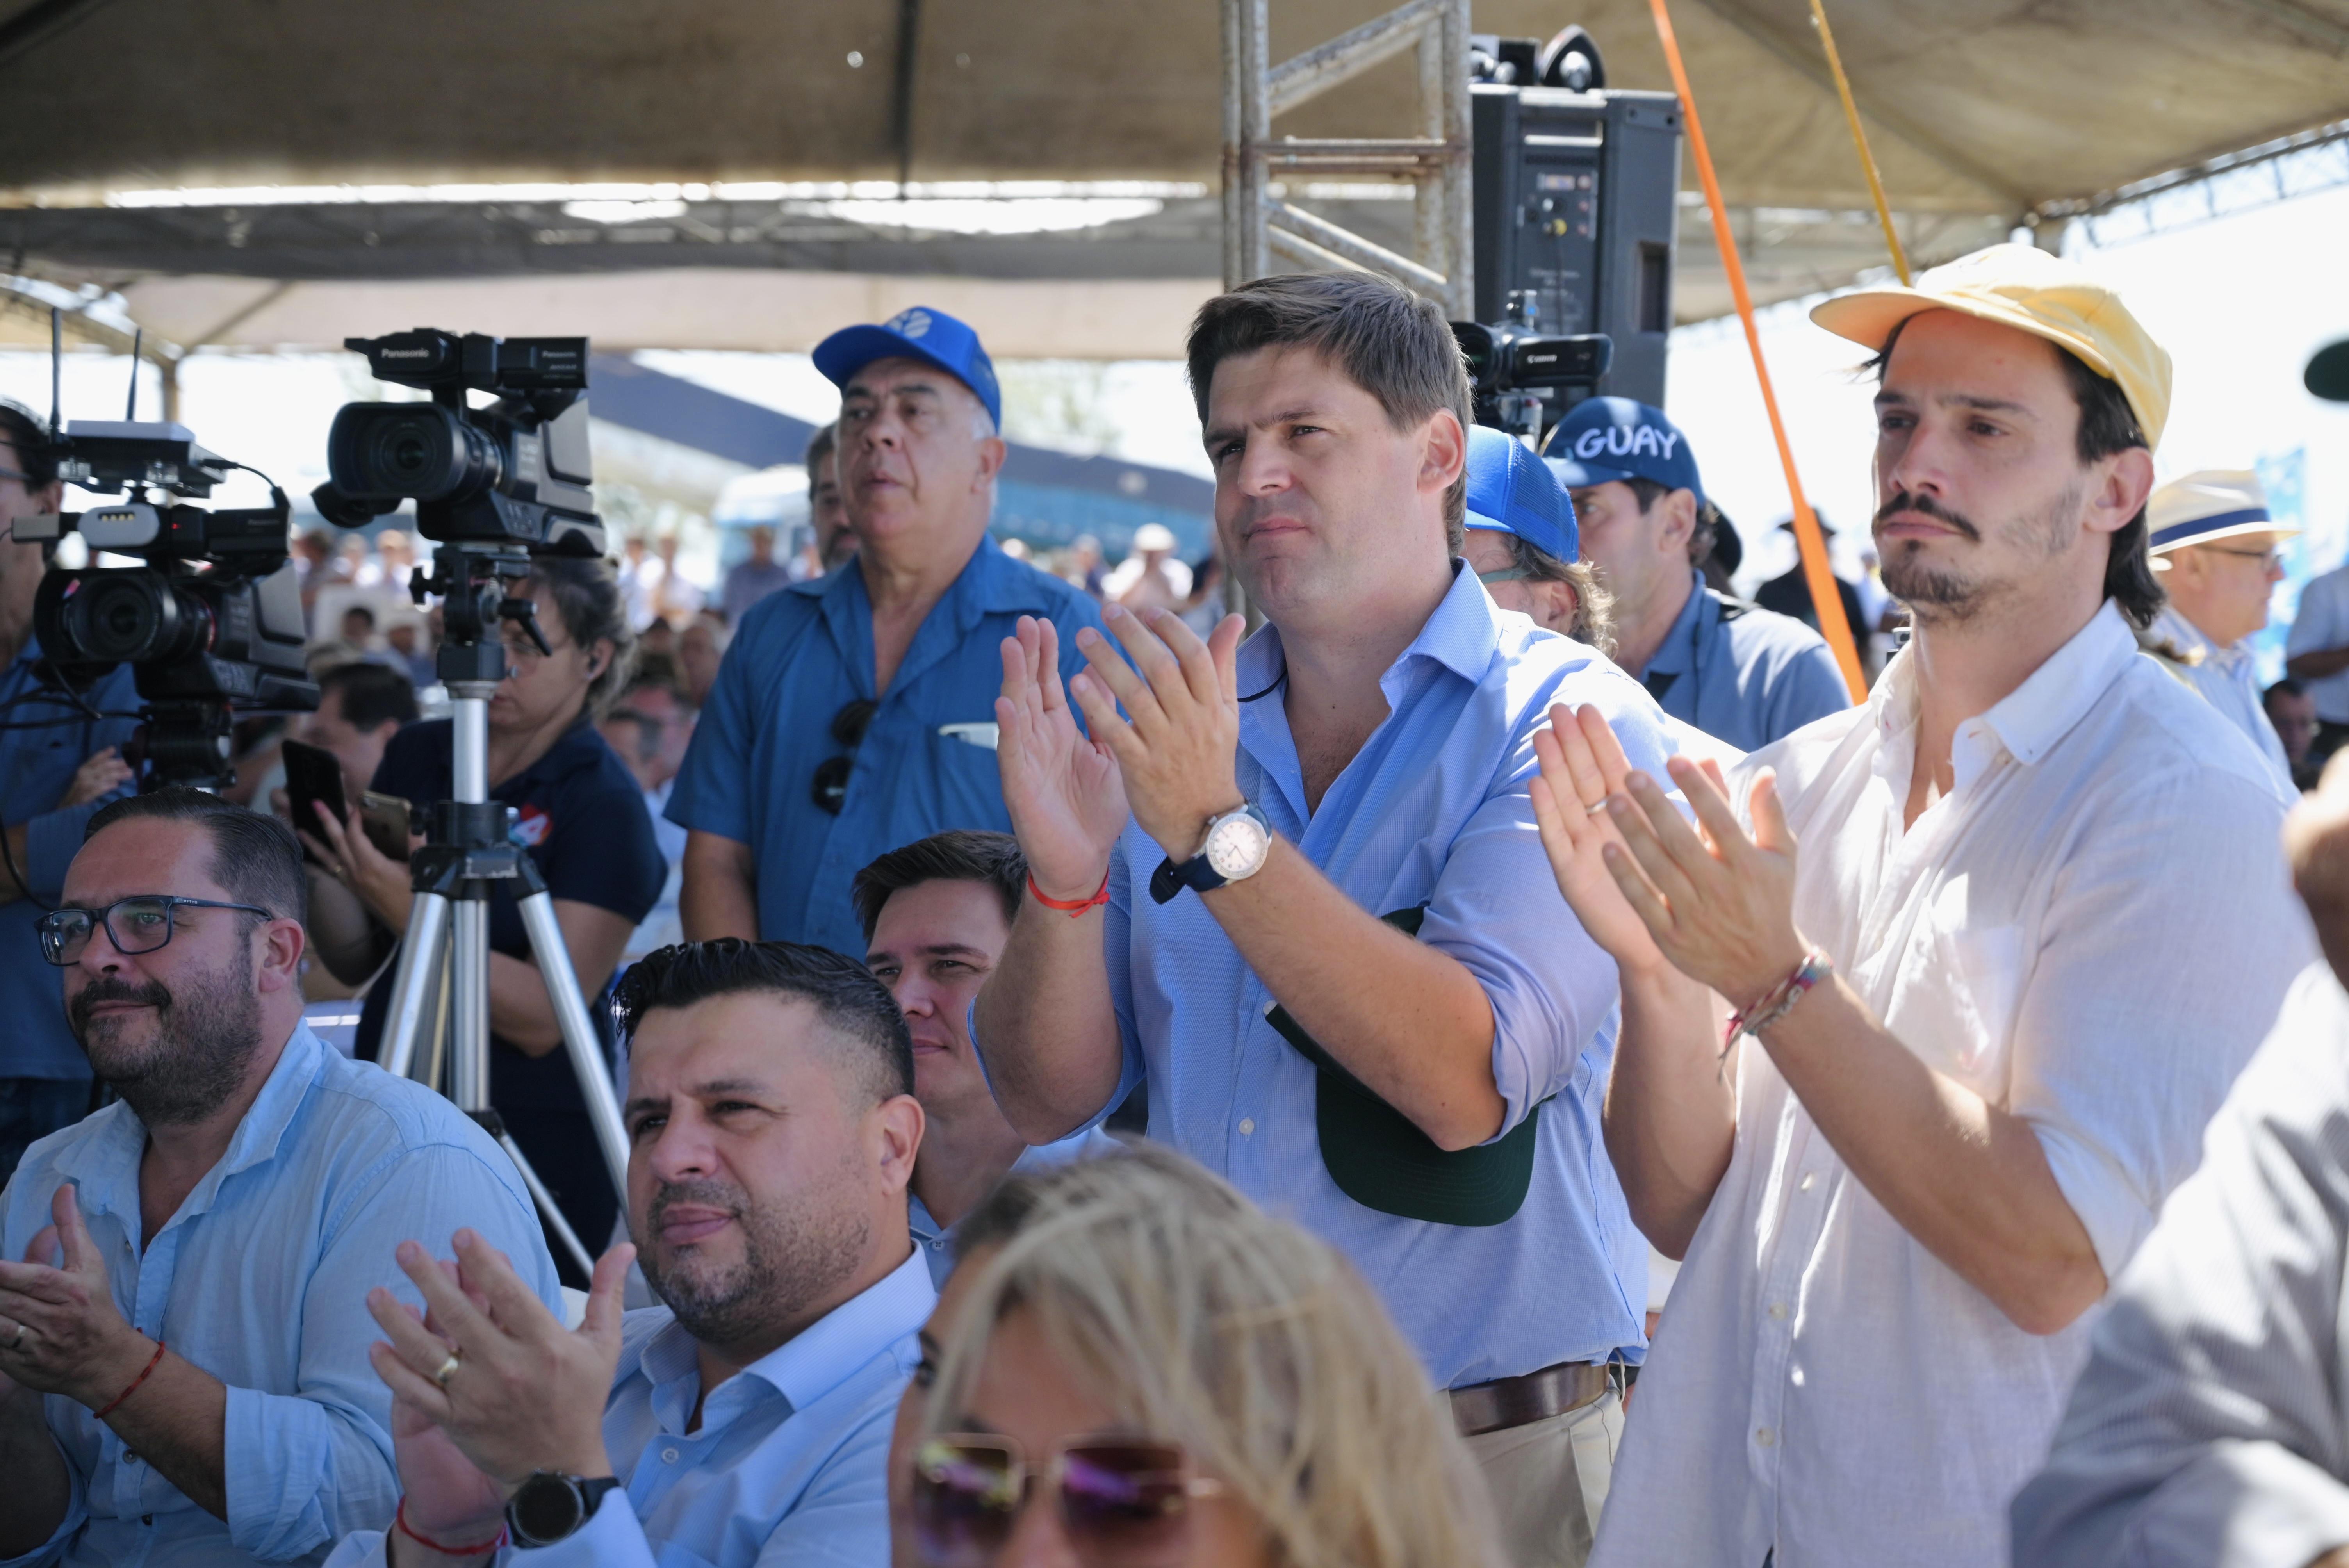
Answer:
[
  {"xmin": 2147, "ymin": 470, "xmax": 2296, "ymax": 788},
  {"xmin": 1531, "ymin": 243, "xmax": 2313, "ymax": 1568}
]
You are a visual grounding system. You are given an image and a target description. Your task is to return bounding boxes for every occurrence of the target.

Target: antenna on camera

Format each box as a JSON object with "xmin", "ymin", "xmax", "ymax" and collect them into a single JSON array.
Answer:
[
  {"xmin": 48, "ymin": 308, "xmax": 62, "ymax": 440},
  {"xmin": 125, "ymin": 327, "xmax": 142, "ymax": 421}
]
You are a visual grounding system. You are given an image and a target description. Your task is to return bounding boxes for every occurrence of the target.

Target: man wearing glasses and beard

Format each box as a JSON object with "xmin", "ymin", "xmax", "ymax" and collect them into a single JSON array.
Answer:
[
  {"xmin": 668, "ymin": 307, "xmax": 1107, "ymax": 959},
  {"xmin": 0, "ymin": 788, "xmax": 557, "ymax": 1567}
]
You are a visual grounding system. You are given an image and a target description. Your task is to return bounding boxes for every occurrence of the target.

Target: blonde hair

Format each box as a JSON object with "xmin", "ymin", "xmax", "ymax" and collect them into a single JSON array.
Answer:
[{"xmin": 925, "ymin": 1145, "xmax": 1501, "ymax": 1568}]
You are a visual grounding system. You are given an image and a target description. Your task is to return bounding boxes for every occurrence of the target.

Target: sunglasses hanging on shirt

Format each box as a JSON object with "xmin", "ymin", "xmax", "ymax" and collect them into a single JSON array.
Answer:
[{"xmin": 812, "ymin": 698, "xmax": 880, "ymax": 814}]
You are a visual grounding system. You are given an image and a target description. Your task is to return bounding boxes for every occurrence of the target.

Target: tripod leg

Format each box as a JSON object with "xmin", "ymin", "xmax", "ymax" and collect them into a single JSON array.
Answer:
[
  {"xmin": 449, "ymin": 901, "xmax": 492, "ymax": 1110},
  {"xmin": 497, "ymin": 1130, "xmax": 598, "ymax": 1283},
  {"xmin": 515, "ymin": 890, "xmax": 631, "ymax": 1199},
  {"xmin": 378, "ymin": 892, "xmax": 453, "ymax": 1080}
]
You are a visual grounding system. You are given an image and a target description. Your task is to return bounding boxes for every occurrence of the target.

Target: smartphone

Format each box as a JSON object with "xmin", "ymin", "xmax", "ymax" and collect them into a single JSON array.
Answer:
[
  {"xmin": 281, "ymin": 740, "xmax": 348, "ymax": 864},
  {"xmin": 359, "ymin": 791, "xmax": 413, "ymax": 861}
]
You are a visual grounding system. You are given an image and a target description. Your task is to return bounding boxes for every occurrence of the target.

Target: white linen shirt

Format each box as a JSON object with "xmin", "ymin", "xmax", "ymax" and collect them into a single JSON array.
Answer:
[{"xmin": 1593, "ymin": 601, "xmax": 2314, "ymax": 1568}]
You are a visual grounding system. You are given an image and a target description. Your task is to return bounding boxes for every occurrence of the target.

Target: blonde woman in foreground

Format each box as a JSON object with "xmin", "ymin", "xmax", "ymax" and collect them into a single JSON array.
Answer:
[{"xmin": 891, "ymin": 1143, "xmax": 1501, "ymax": 1567}]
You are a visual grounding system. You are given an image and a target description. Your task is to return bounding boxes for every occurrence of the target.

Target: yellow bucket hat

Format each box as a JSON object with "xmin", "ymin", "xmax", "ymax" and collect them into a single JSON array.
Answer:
[{"xmin": 1810, "ymin": 243, "xmax": 2173, "ymax": 451}]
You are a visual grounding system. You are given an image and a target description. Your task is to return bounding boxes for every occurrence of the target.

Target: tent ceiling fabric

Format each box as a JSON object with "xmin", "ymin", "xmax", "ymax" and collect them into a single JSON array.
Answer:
[{"xmin": 1, "ymin": 0, "xmax": 2343, "ymax": 347}]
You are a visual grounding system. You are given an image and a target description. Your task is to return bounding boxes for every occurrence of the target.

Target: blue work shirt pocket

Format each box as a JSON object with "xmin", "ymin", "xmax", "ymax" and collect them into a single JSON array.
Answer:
[{"xmin": 912, "ymin": 721, "xmax": 1011, "ymax": 834}]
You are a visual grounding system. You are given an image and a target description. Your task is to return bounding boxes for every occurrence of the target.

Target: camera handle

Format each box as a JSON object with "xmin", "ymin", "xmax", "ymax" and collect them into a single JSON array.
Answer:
[{"xmin": 375, "ymin": 543, "xmax": 631, "ymax": 1281}]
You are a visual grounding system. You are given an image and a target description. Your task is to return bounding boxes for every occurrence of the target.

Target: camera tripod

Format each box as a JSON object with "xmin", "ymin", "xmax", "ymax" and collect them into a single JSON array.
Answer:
[{"xmin": 373, "ymin": 543, "xmax": 629, "ymax": 1280}]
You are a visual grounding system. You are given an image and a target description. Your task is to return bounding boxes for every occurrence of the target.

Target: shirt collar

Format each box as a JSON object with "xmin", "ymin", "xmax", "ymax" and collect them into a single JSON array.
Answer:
[
  {"xmin": 637, "ymin": 1245, "xmax": 936, "ymax": 1430},
  {"xmin": 53, "ymin": 1022, "xmax": 328, "ymax": 1223},
  {"xmin": 1235, "ymin": 560, "xmax": 1499, "ymax": 702},
  {"xmin": 1873, "ymin": 599, "xmax": 2139, "ymax": 772},
  {"xmin": 1641, "ymin": 571, "xmax": 1709, "ymax": 679}
]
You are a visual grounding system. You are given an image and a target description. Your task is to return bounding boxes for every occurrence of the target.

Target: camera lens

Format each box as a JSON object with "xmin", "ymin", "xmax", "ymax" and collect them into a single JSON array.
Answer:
[
  {"xmin": 58, "ymin": 572, "xmax": 207, "ymax": 664},
  {"xmin": 327, "ymin": 402, "xmax": 498, "ymax": 502}
]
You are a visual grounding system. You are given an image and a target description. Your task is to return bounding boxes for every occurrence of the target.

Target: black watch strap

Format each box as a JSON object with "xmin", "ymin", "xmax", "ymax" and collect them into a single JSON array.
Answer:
[
  {"xmin": 506, "ymin": 1471, "xmax": 623, "ymax": 1548},
  {"xmin": 1148, "ymin": 848, "xmax": 1229, "ymax": 905}
]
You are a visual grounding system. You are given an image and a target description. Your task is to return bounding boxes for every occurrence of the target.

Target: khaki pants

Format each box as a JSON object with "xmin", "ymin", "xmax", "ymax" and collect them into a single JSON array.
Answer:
[{"xmin": 1461, "ymin": 1388, "xmax": 1623, "ymax": 1568}]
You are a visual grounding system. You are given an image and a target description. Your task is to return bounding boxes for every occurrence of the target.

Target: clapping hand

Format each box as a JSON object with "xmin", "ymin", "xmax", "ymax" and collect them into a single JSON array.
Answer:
[
  {"xmin": 365, "ymin": 1230, "xmax": 631, "ymax": 1501},
  {"xmin": 1059, "ymin": 603, "xmax": 1249, "ymax": 865},
  {"xmin": 0, "ymin": 1185, "xmax": 151, "ymax": 1409},
  {"xmin": 57, "ymin": 747, "xmax": 133, "ymax": 811},
  {"xmin": 994, "ymin": 615, "xmax": 1134, "ymax": 901}
]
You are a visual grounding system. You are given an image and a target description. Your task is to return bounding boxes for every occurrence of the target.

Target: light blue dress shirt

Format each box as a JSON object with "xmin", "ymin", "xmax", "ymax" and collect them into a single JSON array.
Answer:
[
  {"xmin": 1082, "ymin": 564, "xmax": 1670, "ymax": 1391},
  {"xmin": 0, "ymin": 641, "xmax": 140, "ymax": 1083},
  {"xmin": 0, "ymin": 1024, "xmax": 561, "ymax": 1567},
  {"xmin": 1640, "ymin": 570, "xmax": 1851, "ymax": 753},
  {"xmin": 326, "ymin": 1246, "xmax": 935, "ymax": 1568},
  {"xmin": 665, "ymin": 536, "xmax": 1107, "ymax": 959},
  {"xmin": 908, "ymin": 1128, "xmax": 1122, "ymax": 1286}
]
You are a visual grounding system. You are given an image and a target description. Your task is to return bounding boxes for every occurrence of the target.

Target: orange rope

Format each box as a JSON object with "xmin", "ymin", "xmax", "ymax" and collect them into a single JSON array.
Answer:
[
  {"xmin": 1647, "ymin": 0, "xmax": 1867, "ymax": 702},
  {"xmin": 1807, "ymin": 0, "xmax": 1909, "ymax": 285}
]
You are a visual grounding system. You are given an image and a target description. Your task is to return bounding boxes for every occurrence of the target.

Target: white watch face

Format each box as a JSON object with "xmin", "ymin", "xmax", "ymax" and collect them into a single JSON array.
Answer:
[{"xmin": 1203, "ymin": 810, "xmax": 1270, "ymax": 881}]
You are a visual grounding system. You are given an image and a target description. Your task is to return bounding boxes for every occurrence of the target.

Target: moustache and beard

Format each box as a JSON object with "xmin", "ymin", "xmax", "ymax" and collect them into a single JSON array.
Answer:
[
  {"xmin": 1873, "ymin": 481, "xmax": 2084, "ymax": 624},
  {"xmin": 68, "ymin": 947, "xmax": 264, "ymax": 1127},
  {"xmin": 632, "ymin": 1155, "xmax": 871, "ymax": 1355}
]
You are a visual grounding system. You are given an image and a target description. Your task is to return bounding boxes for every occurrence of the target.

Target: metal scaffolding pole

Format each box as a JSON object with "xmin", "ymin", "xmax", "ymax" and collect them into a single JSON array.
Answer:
[{"xmin": 1222, "ymin": 0, "xmax": 1472, "ymax": 317}]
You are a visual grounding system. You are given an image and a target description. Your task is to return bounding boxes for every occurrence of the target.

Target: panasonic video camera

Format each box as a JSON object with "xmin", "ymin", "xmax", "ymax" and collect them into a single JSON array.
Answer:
[{"xmin": 312, "ymin": 330, "xmax": 607, "ymax": 557}]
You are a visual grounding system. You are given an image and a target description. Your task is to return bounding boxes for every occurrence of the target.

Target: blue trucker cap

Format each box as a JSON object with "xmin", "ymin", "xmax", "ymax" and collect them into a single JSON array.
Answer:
[
  {"xmin": 1464, "ymin": 425, "xmax": 1578, "ymax": 563},
  {"xmin": 1543, "ymin": 396, "xmax": 1705, "ymax": 507},
  {"xmin": 813, "ymin": 305, "xmax": 1002, "ymax": 428}
]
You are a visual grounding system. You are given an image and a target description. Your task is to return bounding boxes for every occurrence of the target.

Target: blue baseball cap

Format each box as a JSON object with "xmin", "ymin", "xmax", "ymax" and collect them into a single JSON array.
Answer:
[
  {"xmin": 1543, "ymin": 397, "xmax": 1704, "ymax": 506},
  {"xmin": 813, "ymin": 305, "xmax": 1002, "ymax": 429},
  {"xmin": 1464, "ymin": 426, "xmax": 1578, "ymax": 563}
]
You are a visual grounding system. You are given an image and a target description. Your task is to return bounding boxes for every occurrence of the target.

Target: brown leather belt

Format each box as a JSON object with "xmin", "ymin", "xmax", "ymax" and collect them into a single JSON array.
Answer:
[{"xmin": 1449, "ymin": 1360, "xmax": 1613, "ymax": 1438}]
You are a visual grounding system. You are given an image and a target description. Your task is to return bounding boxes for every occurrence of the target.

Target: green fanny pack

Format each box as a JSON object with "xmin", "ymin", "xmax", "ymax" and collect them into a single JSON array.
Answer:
[{"xmin": 1264, "ymin": 905, "xmax": 1543, "ymax": 1228}]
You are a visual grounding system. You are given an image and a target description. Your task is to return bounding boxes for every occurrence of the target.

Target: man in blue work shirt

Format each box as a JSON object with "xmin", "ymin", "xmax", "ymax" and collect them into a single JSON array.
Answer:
[
  {"xmin": 1549, "ymin": 397, "xmax": 1849, "ymax": 751},
  {"xmin": 668, "ymin": 308, "xmax": 1106, "ymax": 956},
  {"xmin": 0, "ymin": 403, "xmax": 140, "ymax": 1185},
  {"xmin": 977, "ymin": 273, "xmax": 1669, "ymax": 1568}
]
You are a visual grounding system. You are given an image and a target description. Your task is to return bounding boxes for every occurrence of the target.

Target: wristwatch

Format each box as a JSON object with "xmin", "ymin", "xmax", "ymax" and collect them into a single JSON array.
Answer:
[
  {"xmin": 506, "ymin": 1470, "xmax": 623, "ymax": 1548},
  {"xmin": 1150, "ymin": 802, "xmax": 1273, "ymax": 904}
]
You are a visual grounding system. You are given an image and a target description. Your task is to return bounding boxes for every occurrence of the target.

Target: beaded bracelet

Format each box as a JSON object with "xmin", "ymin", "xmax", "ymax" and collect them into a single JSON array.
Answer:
[
  {"xmin": 92, "ymin": 1337, "xmax": 166, "ymax": 1421},
  {"xmin": 1724, "ymin": 951, "xmax": 1833, "ymax": 1047}
]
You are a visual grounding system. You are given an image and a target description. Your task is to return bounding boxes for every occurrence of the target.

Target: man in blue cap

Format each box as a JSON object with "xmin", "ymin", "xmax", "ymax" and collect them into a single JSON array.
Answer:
[
  {"xmin": 1548, "ymin": 397, "xmax": 1848, "ymax": 751},
  {"xmin": 667, "ymin": 306, "xmax": 1106, "ymax": 954}
]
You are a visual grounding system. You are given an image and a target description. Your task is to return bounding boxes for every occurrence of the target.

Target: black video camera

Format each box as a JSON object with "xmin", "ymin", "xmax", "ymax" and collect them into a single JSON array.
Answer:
[
  {"xmin": 1452, "ymin": 319, "xmax": 1613, "ymax": 440},
  {"xmin": 18, "ymin": 420, "xmax": 313, "ymax": 710},
  {"xmin": 313, "ymin": 330, "xmax": 607, "ymax": 558}
]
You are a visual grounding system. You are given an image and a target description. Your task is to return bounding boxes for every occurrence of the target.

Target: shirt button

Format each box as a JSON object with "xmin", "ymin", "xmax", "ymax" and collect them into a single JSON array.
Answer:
[
  {"xmin": 1755, "ymin": 1428, "xmax": 1776, "ymax": 1449},
  {"xmin": 142, "ymin": 1516, "xmax": 154, "ymax": 1527},
  {"xmin": 1239, "ymin": 1118, "xmax": 1255, "ymax": 1137},
  {"xmin": 1767, "ymin": 1303, "xmax": 1787, "ymax": 1321},
  {"xmin": 124, "ymin": 1450, "xmax": 139, "ymax": 1465},
  {"xmin": 663, "ymin": 1447, "xmax": 681, "ymax": 1463}
]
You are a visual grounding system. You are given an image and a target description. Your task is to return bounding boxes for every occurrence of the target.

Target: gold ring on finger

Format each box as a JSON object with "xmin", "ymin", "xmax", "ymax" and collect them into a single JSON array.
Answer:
[{"xmin": 433, "ymin": 1350, "xmax": 462, "ymax": 1386}]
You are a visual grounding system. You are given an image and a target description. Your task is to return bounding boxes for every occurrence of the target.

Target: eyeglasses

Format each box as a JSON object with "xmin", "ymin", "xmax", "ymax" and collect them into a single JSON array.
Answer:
[
  {"xmin": 811, "ymin": 698, "xmax": 879, "ymax": 814},
  {"xmin": 1477, "ymin": 565, "xmax": 1535, "ymax": 584},
  {"xmin": 909, "ymin": 1433, "xmax": 1227, "ymax": 1566},
  {"xmin": 497, "ymin": 633, "xmax": 575, "ymax": 671},
  {"xmin": 36, "ymin": 895, "xmax": 275, "ymax": 966},
  {"xmin": 2201, "ymin": 544, "xmax": 2285, "ymax": 569}
]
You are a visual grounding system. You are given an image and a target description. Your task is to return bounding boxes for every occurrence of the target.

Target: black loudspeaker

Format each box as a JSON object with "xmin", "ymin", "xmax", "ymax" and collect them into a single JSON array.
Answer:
[{"xmin": 1471, "ymin": 71, "xmax": 1682, "ymax": 410}]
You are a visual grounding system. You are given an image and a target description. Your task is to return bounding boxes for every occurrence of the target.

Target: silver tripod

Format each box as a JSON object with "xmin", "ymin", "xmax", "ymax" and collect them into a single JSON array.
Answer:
[{"xmin": 372, "ymin": 544, "xmax": 629, "ymax": 1281}]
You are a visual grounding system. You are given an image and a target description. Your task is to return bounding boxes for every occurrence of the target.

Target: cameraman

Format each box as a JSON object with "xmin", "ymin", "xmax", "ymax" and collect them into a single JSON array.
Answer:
[
  {"xmin": 300, "ymin": 558, "xmax": 665, "ymax": 1277},
  {"xmin": 0, "ymin": 403, "xmax": 139, "ymax": 1185}
]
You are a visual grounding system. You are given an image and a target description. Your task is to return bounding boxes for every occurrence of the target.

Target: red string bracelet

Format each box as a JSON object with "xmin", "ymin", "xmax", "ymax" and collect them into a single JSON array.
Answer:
[
  {"xmin": 396, "ymin": 1497, "xmax": 509, "ymax": 1557},
  {"xmin": 1027, "ymin": 871, "xmax": 1110, "ymax": 917},
  {"xmin": 92, "ymin": 1337, "xmax": 166, "ymax": 1421}
]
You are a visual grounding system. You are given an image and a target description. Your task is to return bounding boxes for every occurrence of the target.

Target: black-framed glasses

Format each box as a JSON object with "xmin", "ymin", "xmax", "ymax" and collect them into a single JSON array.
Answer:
[
  {"xmin": 36, "ymin": 896, "xmax": 275, "ymax": 966},
  {"xmin": 811, "ymin": 698, "xmax": 879, "ymax": 815},
  {"xmin": 909, "ymin": 1433, "xmax": 1226, "ymax": 1566}
]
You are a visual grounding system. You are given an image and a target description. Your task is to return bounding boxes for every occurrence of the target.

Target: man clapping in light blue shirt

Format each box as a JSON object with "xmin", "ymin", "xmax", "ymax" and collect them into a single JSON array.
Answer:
[
  {"xmin": 0, "ymin": 789, "xmax": 559, "ymax": 1567},
  {"xmin": 332, "ymin": 941, "xmax": 933, "ymax": 1568},
  {"xmin": 976, "ymin": 271, "xmax": 1674, "ymax": 1567}
]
